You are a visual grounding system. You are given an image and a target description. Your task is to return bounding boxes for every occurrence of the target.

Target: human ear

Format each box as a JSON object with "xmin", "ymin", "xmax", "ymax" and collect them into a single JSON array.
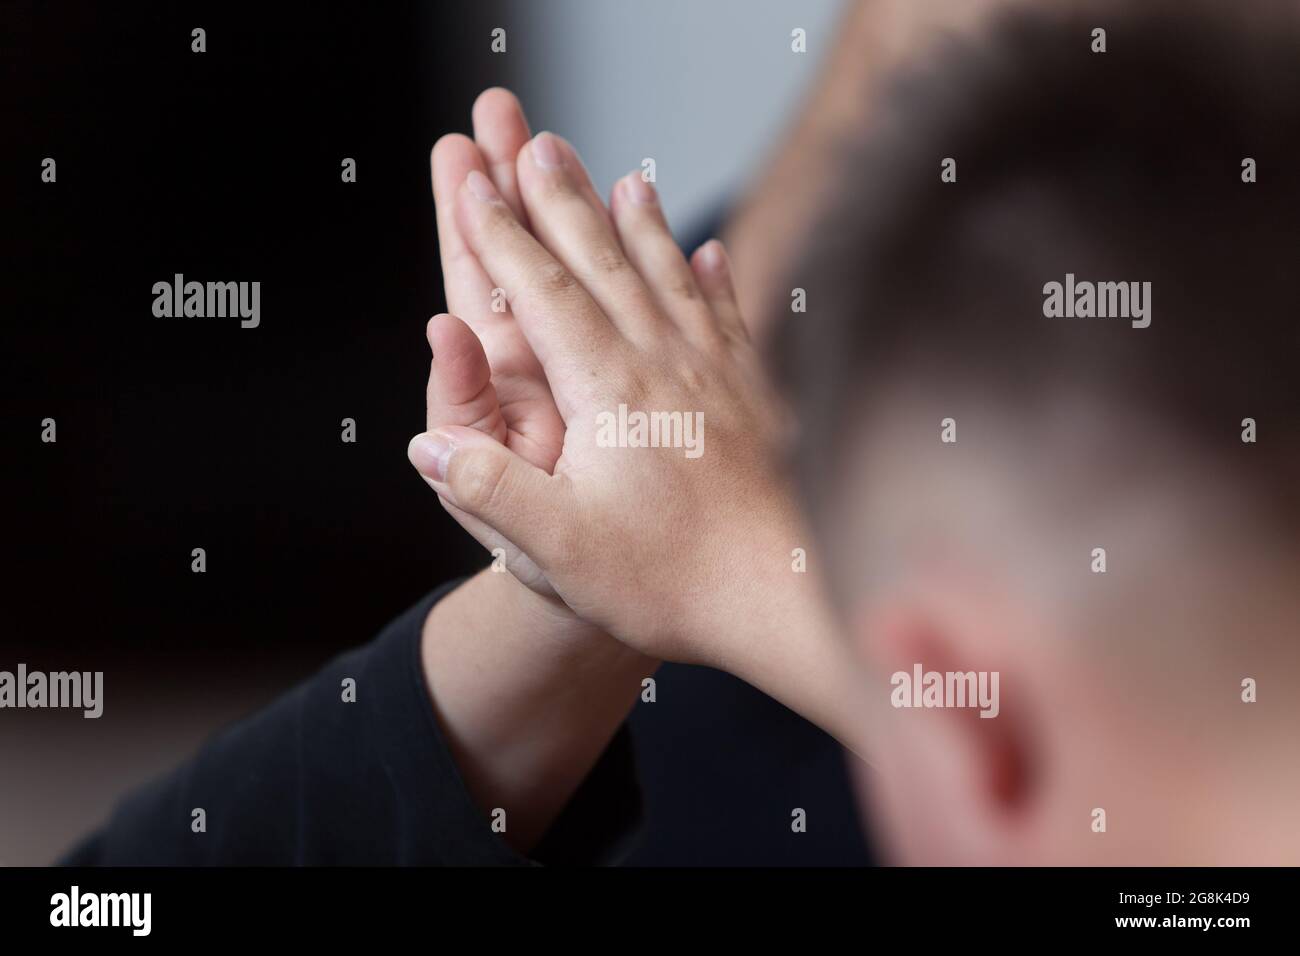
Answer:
[{"xmin": 851, "ymin": 591, "xmax": 1041, "ymax": 862}]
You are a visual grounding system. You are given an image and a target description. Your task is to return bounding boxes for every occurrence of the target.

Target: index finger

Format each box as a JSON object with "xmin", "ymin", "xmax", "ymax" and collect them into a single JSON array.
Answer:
[
  {"xmin": 431, "ymin": 133, "xmax": 500, "ymax": 324},
  {"xmin": 472, "ymin": 87, "xmax": 532, "ymax": 225},
  {"xmin": 456, "ymin": 170, "xmax": 627, "ymax": 415}
]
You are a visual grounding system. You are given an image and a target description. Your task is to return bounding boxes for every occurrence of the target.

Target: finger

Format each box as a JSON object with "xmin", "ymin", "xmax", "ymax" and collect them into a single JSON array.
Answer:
[
  {"xmin": 690, "ymin": 239, "xmax": 749, "ymax": 346},
  {"xmin": 424, "ymin": 314, "xmax": 507, "ymax": 442},
  {"xmin": 516, "ymin": 133, "xmax": 668, "ymax": 346},
  {"xmin": 471, "ymin": 87, "xmax": 532, "ymax": 225},
  {"xmin": 408, "ymin": 426, "xmax": 571, "ymax": 571},
  {"xmin": 455, "ymin": 168, "xmax": 626, "ymax": 413},
  {"xmin": 609, "ymin": 171, "xmax": 719, "ymax": 348},
  {"xmin": 431, "ymin": 134, "xmax": 502, "ymax": 325}
]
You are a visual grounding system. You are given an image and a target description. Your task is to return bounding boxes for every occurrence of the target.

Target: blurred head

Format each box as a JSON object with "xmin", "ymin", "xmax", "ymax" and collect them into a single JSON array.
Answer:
[{"xmin": 776, "ymin": 0, "xmax": 1300, "ymax": 864}]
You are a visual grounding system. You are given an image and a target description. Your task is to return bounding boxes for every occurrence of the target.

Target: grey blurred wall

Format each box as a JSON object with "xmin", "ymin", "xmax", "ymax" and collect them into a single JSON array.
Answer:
[{"xmin": 506, "ymin": 0, "xmax": 846, "ymax": 236}]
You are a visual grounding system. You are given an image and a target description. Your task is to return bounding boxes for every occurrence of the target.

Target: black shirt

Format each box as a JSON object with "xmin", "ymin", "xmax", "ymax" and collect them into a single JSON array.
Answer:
[{"xmin": 62, "ymin": 582, "xmax": 642, "ymax": 866}]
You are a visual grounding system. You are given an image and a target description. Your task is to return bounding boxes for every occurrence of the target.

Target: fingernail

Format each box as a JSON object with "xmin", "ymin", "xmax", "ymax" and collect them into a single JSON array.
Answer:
[
  {"xmin": 409, "ymin": 431, "xmax": 455, "ymax": 482},
  {"xmin": 698, "ymin": 239, "xmax": 727, "ymax": 272},
  {"xmin": 466, "ymin": 169, "xmax": 499, "ymax": 202},
  {"xmin": 531, "ymin": 132, "xmax": 565, "ymax": 169},
  {"xmin": 624, "ymin": 173, "xmax": 657, "ymax": 205}
]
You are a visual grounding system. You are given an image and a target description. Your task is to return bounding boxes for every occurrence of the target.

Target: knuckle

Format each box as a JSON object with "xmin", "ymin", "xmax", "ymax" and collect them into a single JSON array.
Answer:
[
  {"xmin": 605, "ymin": 365, "xmax": 652, "ymax": 407},
  {"xmin": 536, "ymin": 174, "xmax": 576, "ymax": 204},
  {"xmin": 692, "ymin": 327, "xmax": 727, "ymax": 358},
  {"xmin": 586, "ymin": 247, "xmax": 630, "ymax": 277},
  {"xmin": 534, "ymin": 261, "xmax": 581, "ymax": 297},
  {"xmin": 668, "ymin": 276, "xmax": 702, "ymax": 302},
  {"xmin": 450, "ymin": 451, "xmax": 511, "ymax": 515},
  {"xmin": 477, "ymin": 200, "xmax": 522, "ymax": 239},
  {"xmin": 676, "ymin": 359, "xmax": 709, "ymax": 393}
]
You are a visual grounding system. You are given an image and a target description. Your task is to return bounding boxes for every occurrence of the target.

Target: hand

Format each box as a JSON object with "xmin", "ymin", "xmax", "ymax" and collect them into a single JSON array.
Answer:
[
  {"xmin": 413, "ymin": 127, "xmax": 801, "ymax": 669},
  {"xmin": 413, "ymin": 102, "xmax": 872, "ymax": 755}
]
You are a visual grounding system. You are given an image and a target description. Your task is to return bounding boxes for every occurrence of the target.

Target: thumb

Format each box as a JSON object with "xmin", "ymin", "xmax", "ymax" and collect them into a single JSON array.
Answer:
[
  {"xmin": 407, "ymin": 426, "xmax": 567, "ymax": 565},
  {"xmin": 425, "ymin": 313, "xmax": 508, "ymax": 442}
]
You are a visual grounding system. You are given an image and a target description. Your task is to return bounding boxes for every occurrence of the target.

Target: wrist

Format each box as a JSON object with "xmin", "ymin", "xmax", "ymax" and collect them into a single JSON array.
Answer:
[
  {"xmin": 489, "ymin": 567, "xmax": 601, "ymax": 643},
  {"xmin": 427, "ymin": 566, "xmax": 653, "ymax": 676},
  {"xmin": 703, "ymin": 508, "xmax": 875, "ymax": 759},
  {"xmin": 417, "ymin": 566, "xmax": 654, "ymax": 853}
]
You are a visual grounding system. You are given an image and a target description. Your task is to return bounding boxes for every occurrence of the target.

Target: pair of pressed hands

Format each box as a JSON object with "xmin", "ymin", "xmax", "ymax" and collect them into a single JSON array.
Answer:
[{"xmin": 408, "ymin": 90, "xmax": 870, "ymax": 849}]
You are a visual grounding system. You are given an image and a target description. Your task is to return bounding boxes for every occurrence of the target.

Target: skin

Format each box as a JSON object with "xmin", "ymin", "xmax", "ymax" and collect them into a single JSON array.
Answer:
[
  {"xmin": 411, "ymin": 6, "xmax": 1025, "ymax": 850},
  {"xmin": 833, "ymin": 413, "xmax": 1300, "ymax": 864},
  {"xmin": 412, "ymin": 91, "xmax": 873, "ymax": 852}
]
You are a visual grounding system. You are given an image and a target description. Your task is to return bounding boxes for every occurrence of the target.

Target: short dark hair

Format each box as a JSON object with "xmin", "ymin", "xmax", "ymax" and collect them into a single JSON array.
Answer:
[{"xmin": 774, "ymin": 0, "xmax": 1300, "ymax": 531}]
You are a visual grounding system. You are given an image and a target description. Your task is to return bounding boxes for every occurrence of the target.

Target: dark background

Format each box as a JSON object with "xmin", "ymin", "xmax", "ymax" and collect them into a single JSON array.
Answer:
[{"xmin": 3, "ymin": 0, "xmax": 871, "ymax": 866}]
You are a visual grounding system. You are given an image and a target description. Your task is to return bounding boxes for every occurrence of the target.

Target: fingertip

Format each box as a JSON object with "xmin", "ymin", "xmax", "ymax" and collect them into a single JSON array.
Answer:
[
  {"xmin": 692, "ymin": 239, "xmax": 730, "ymax": 276},
  {"xmin": 622, "ymin": 171, "xmax": 658, "ymax": 206},
  {"xmin": 408, "ymin": 431, "xmax": 455, "ymax": 485},
  {"xmin": 429, "ymin": 314, "xmax": 493, "ymax": 404},
  {"xmin": 427, "ymin": 312, "xmax": 476, "ymax": 354},
  {"xmin": 426, "ymin": 312, "xmax": 460, "ymax": 350},
  {"xmin": 689, "ymin": 240, "xmax": 746, "ymax": 342},
  {"xmin": 431, "ymin": 132, "xmax": 474, "ymax": 165},
  {"xmin": 472, "ymin": 87, "xmax": 526, "ymax": 127},
  {"xmin": 432, "ymin": 135, "xmax": 486, "ymax": 207}
]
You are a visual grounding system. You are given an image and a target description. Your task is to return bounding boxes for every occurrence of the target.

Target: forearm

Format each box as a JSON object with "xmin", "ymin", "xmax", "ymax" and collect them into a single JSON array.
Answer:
[{"xmin": 421, "ymin": 567, "xmax": 654, "ymax": 852}]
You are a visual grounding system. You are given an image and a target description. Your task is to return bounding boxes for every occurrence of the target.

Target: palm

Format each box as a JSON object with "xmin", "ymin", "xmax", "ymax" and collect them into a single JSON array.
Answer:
[{"xmin": 471, "ymin": 320, "xmax": 564, "ymax": 472}]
